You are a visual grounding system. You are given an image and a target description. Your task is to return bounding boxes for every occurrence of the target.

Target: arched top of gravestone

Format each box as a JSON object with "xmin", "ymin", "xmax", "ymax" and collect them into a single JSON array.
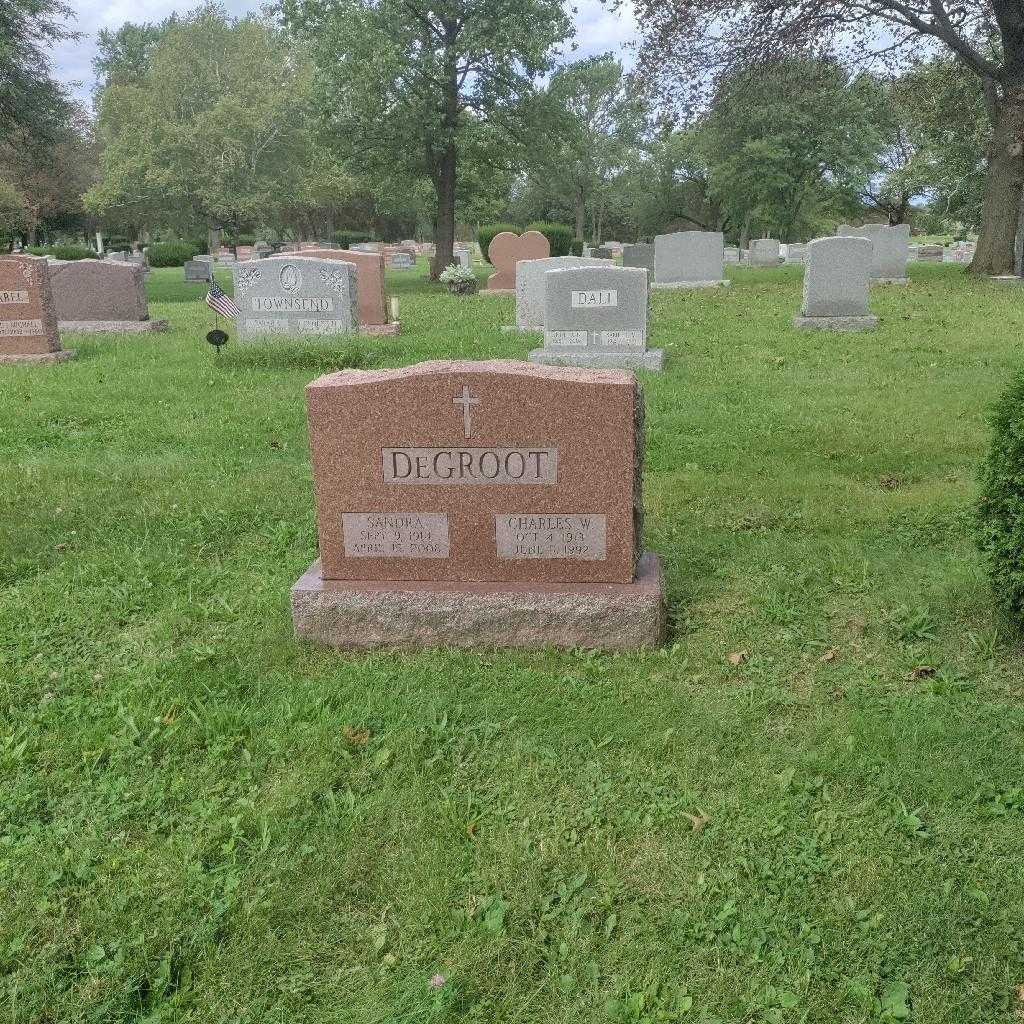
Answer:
[{"xmin": 485, "ymin": 230, "xmax": 550, "ymax": 291}]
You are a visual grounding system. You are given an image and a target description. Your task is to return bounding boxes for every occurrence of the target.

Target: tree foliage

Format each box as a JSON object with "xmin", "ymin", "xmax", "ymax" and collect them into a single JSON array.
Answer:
[{"xmin": 282, "ymin": 0, "xmax": 573, "ymax": 274}]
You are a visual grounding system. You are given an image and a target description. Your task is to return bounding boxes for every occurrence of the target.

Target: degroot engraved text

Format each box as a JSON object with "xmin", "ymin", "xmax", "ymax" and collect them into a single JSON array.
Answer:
[{"xmin": 382, "ymin": 447, "xmax": 557, "ymax": 484}]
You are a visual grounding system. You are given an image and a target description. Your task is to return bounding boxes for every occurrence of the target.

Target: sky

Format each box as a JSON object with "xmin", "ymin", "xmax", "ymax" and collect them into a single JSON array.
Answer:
[{"xmin": 54, "ymin": 0, "xmax": 639, "ymax": 106}]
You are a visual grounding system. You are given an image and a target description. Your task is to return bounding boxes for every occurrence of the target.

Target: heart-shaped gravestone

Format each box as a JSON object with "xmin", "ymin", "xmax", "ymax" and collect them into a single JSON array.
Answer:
[{"xmin": 485, "ymin": 230, "xmax": 550, "ymax": 291}]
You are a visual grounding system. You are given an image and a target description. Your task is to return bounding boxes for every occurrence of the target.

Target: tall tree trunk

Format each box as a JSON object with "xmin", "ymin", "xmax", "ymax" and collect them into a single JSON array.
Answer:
[
  {"xmin": 972, "ymin": 84, "xmax": 1024, "ymax": 275},
  {"xmin": 574, "ymin": 196, "xmax": 585, "ymax": 241},
  {"xmin": 431, "ymin": 144, "xmax": 457, "ymax": 278}
]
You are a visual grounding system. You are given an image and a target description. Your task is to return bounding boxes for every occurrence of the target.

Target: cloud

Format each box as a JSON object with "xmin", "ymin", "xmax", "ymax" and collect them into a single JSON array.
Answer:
[{"xmin": 53, "ymin": 0, "xmax": 638, "ymax": 104}]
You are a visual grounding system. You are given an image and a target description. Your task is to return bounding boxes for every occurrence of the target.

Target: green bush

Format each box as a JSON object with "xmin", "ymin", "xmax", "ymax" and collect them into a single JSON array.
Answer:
[
  {"xmin": 26, "ymin": 244, "xmax": 96, "ymax": 260},
  {"xmin": 147, "ymin": 241, "xmax": 196, "ymax": 267},
  {"xmin": 333, "ymin": 230, "xmax": 375, "ymax": 249},
  {"xmin": 528, "ymin": 221, "xmax": 573, "ymax": 257},
  {"xmin": 478, "ymin": 223, "xmax": 517, "ymax": 264},
  {"xmin": 975, "ymin": 369, "xmax": 1024, "ymax": 621},
  {"xmin": 569, "ymin": 239, "xmax": 584, "ymax": 256}
]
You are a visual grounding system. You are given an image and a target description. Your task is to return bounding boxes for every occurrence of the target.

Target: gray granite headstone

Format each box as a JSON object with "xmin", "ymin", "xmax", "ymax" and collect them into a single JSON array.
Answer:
[
  {"xmin": 837, "ymin": 224, "xmax": 910, "ymax": 282},
  {"xmin": 622, "ymin": 244, "xmax": 654, "ymax": 273},
  {"xmin": 185, "ymin": 259, "xmax": 213, "ymax": 282},
  {"xmin": 529, "ymin": 265, "xmax": 662, "ymax": 371},
  {"xmin": 794, "ymin": 235, "xmax": 877, "ymax": 331},
  {"xmin": 232, "ymin": 256, "xmax": 357, "ymax": 341},
  {"xmin": 389, "ymin": 251, "xmax": 415, "ymax": 269},
  {"xmin": 515, "ymin": 255, "xmax": 608, "ymax": 330},
  {"xmin": 653, "ymin": 230, "xmax": 728, "ymax": 288},
  {"xmin": 724, "ymin": 246, "xmax": 740, "ymax": 264},
  {"xmin": 784, "ymin": 243, "xmax": 807, "ymax": 264},
  {"xmin": 749, "ymin": 238, "xmax": 781, "ymax": 268}
]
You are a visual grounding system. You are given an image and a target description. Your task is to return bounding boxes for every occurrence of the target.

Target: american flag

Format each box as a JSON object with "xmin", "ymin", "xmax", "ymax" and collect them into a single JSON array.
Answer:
[{"xmin": 205, "ymin": 282, "xmax": 240, "ymax": 320}]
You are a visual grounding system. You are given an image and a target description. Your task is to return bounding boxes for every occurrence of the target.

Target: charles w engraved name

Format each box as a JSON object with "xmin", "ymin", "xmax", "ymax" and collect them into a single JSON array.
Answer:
[{"xmin": 382, "ymin": 447, "xmax": 557, "ymax": 484}]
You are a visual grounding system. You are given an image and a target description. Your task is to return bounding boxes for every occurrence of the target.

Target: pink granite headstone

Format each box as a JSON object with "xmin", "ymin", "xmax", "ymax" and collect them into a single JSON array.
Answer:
[
  {"xmin": 0, "ymin": 255, "xmax": 72, "ymax": 364},
  {"xmin": 484, "ymin": 231, "xmax": 550, "ymax": 292},
  {"xmin": 293, "ymin": 248, "xmax": 391, "ymax": 328},
  {"xmin": 292, "ymin": 359, "xmax": 664, "ymax": 648}
]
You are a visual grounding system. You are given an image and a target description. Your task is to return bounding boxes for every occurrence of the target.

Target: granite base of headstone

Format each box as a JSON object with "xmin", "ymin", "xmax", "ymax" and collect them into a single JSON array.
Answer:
[
  {"xmin": 528, "ymin": 266, "xmax": 663, "ymax": 371},
  {"xmin": 794, "ymin": 235, "xmax": 878, "ymax": 332},
  {"xmin": 291, "ymin": 359, "xmax": 666, "ymax": 650}
]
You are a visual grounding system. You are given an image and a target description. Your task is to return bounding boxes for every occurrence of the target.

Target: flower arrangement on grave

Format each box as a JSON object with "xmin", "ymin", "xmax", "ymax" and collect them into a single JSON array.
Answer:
[{"xmin": 439, "ymin": 263, "xmax": 478, "ymax": 295}]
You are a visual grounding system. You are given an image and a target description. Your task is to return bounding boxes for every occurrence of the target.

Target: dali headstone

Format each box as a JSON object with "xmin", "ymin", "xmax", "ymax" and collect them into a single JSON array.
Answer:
[
  {"xmin": 794, "ymin": 235, "xmax": 877, "ymax": 332},
  {"xmin": 291, "ymin": 358, "xmax": 666, "ymax": 650},
  {"xmin": 0, "ymin": 255, "xmax": 73, "ymax": 364},
  {"xmin": 528, "ymin": 265, "xmax": 662, "ymax": 371},
  {"xmin": 653, "ymin": 231, "xmax": 729, "ymax": 289},
  {"xmin": 232, "ymin": 255, "xmax": 357, "ymax": 341},
  {"xmin": 514, "ymin": 255, "xmax": 609, "ymax": 331}
]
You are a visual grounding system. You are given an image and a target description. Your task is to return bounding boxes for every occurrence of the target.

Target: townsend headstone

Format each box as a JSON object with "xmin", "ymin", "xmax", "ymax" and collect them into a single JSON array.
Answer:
[
  {"xmin": 749, "ymin": 238, "xmax": 781, "ymax": 268},
  {"xmin": 293, "ymin": 248, "xmax": 397, "ymax": 334},
  {"xmin": 0, "ymin": 255, "xmax": 73, "ymax": 364},
  {"xmin": 514, "ymin": 255, "xmax": 609, "ymax": 330},
  {"xmin": 529, "ymin": 265, "xmax": 662, "ymax": 371},
  {"xmin": 291, "ymin": 359, "xmax": 665, "ymax": 649},
  {"xmin": 232, "ymin": 255, "xmax": 357, "ymax": 341},
  {"xmin": 653, "ymin": 230, "xmax": 728, "ymax": 289},
  {"xmin": 621, "ymin": 244, "xmax": 654, "ymax": 273},
  {"xmin": 50, "ymin": 259, "xmax": 166, "ymax": 332},
  {"xmin": 484, "ymin": 230, "xmax": 550, "ymax": 293},
  {"xmin": 794, "ymin": 236, "xmax": 877, "ymax": 332}
]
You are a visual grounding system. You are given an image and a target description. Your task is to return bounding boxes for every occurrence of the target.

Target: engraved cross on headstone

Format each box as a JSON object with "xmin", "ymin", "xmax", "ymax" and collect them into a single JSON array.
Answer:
[{"xmin": 453, "ymin": 385, "xmax": 480, "ymax": 438}]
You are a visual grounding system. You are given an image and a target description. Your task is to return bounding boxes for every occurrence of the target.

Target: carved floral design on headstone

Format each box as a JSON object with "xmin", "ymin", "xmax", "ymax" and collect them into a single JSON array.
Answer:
[{"xmin": 236, "ymin": 268, "xmax": 262, "ymax": 295}]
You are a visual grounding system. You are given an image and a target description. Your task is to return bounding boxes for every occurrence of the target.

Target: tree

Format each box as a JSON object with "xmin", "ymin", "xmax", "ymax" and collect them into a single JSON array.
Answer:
[
  {"xmin": 523, "ymin": 56, "xmax": 648, "ymax": 241},
  {"xmin": 631, "ymin": 0, "xmax": 1024, "ymax": 275},
  {"xmin": 697, "ymin": 57, "xmax": 881, "ymax": 242},
  {"xmin": 92, "ymin": 16, "xmax": 178, "ymax": 93},
  {"xmin": 86, "ymin": 5, "xmax": 353, "ymax": 245},
  {"xmin": 0, "ymin": 0, "xmax": 79, "ymax": 141},
  {"xmin": 281, "ymin": 0, "xmax": 572, "ymax": 276}
]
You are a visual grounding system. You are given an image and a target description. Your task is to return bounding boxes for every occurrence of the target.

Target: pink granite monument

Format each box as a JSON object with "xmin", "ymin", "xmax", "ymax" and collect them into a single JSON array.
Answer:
[
  {"xmin": 291, "ymin": 359, "xmax": 665, "ymax": 649},
  {"xmin": 483, "ymin": 231, "xmax": 550, "ymax": 293},
  {"xmin": 0, "ymin": 255, "xmax": 73, "ymax": 364}
]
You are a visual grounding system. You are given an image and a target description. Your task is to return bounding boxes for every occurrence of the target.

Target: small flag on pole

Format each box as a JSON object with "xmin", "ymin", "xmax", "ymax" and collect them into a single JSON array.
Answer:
[{"xmin": 205, "ymin": 282, "xmax": 239, "ymax": 320}]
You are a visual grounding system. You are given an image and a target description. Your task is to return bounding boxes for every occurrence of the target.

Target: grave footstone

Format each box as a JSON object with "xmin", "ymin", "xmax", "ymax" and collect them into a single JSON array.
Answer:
[
  {"xmin": 529, "ymin": 265, "xmax": 662, "ymax": 371},
  {"xmin": 0, "ymin": 254, "xmax": 73, "ymax": 364},
  {"xmin": 49, "ymin": 259, "xmax": 166, "ymax": 332},
  {"xmin": 749, "ymin": 238, "xmax": 781, "ymax": 268},
  {"xmin": 794, "ymin": 236, "xmax": 877, "ymax": 332},
  {"xmin": 483, "ymin": 230, "xmax": 550, "ymax": 293},
  {"xmin": 291, "ymin": 359, "xmax": 666, "ymax": 649},
  {"xmin": 232, "ymin": 255, "xmax": 357, "ymax": 341},
  {"xmin": 292, "ymin": 248, "xmax": 398, "ymax": 335},
  {"xmin": 621, "ymin": 244, "xmax": 654, "ymax": 273},
  {"xmin": 653, "ymin": 230, "xmax": 729, "ymax": 289},
  {"xmin": 514, "ymin": 256, "xmax": 609, "ymax": 330}
]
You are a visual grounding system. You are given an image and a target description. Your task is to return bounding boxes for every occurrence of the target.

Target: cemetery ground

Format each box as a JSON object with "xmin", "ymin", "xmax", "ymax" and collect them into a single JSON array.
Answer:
[{"xmin": 3, "ymin": 261, "xmax": 1024, "ymax": 1024}]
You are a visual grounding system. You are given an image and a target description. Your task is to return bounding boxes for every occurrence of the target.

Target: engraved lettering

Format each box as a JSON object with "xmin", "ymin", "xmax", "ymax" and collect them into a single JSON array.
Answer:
[
  {"xmin": 343, "ymin": 512, "xmax": 450, "ymax": 558},
  {"xmin": 381, "ymin": 447, "xmax": 557, "ymax": 484},
  {"xmin": 495, "ymin": 513, "xmax": 607, "ymax": 560}
]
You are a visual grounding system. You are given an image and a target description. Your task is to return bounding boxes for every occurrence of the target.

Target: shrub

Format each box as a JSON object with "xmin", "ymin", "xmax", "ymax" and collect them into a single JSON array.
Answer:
[
  {"xmin": 527, "ymin": 221, "xmax": 573, "ymax": 257},
  {"xmin": 26, "ymin": 244, "xmax": 95, "ymax": 260},
  {"xmin": 478, "ymin": 223, "xmax": 517, "ymax": 263},
  {"xmin": 147, "ymin": 241, "xmax": 196, "ymax": 267},
  {"xmin": 569, "ymin": 239, "xmax": 584, "ymax": 256},
  {"xmin": 974, "ymin": 369, "xmax": 1024, "ymax": 621},
  {"xmin": 334, "ymin": 230, "xmax": 375, "ymax": 248}
]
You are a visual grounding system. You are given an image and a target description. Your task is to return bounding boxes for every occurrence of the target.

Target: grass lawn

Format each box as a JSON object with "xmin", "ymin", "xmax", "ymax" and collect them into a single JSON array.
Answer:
[{"xmin": 3, "ymin": 260, "xmax": 1024, "ymax": 1023}]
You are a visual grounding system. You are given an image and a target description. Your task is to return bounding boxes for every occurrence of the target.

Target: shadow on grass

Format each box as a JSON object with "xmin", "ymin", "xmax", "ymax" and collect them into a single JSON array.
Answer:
[{"xmin": 215, "ymin": 340, "xmax": 375, "ymax": 373}]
